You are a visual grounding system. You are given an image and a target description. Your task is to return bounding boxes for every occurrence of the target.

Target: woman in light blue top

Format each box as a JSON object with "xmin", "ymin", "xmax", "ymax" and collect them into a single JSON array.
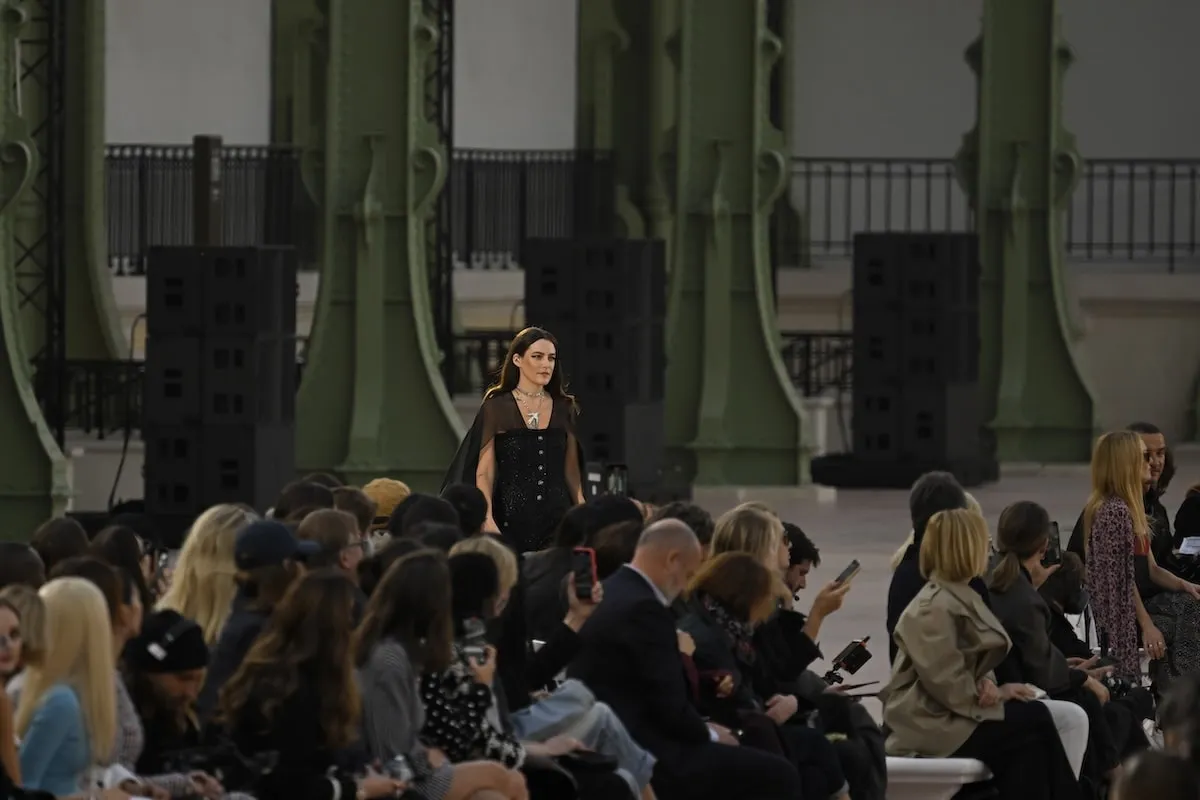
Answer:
[{"xmin": 14, "ymin": 578, "xmax": 116, "ymax": 796}]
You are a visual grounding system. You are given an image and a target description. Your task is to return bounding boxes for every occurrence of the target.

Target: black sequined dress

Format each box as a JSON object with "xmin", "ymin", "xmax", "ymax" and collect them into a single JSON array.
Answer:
[{"xmin": 443, "ymin": 394, "xmax": 583, "ymax": 553}]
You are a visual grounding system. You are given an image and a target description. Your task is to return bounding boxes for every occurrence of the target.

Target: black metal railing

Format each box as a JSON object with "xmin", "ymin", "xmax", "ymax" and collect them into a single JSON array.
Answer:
[
  {"xmin": 1066, "ymin": 159, "xmax": 1200, "ymax": 270},
  {"xmin": 105, "ymin": 144, "xmax": 317, "ymax": 275},
  {"xmin": 789, "ymin": 157, "xmax": 1200, "ymax": 271},
  {"xmin": 790, "ymin": 158, "xmax": 970, "ymax": 262},
  {"xmin": 53, "ymin": 359, "xmax": 144, "ymax": 439},
  {"xmin": 780, "ymin": 332, "xmax": 853, "ymax": 396},
  {"xmin": 450, "ymin": 149, "xmax": 614, "ymax": 269},
  {"xmin": 450, "ymin": 331, "xmax": 516, "ymax": 395}
]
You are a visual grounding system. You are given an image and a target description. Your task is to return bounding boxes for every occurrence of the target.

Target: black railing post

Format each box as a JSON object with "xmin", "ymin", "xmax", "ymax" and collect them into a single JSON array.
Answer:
[{"xmin": 192, "ymin": 135, "xmax": 224, "ymax": 246}]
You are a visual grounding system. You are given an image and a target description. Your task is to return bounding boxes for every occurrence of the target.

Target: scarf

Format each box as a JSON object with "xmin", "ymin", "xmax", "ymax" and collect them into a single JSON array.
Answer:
[{"xmin": 700, "ymin": 593, "xmax": 756, "ymax": 664}]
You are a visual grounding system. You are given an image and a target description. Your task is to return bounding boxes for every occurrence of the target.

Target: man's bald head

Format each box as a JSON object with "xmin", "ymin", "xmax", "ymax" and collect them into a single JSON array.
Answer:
[
  {"xmin": 638, "ymin": 518, "xmax": 701, "ymax": 554},
  {"xmin": 633, "ymin": 519, "xmax": 704, "ymax": 603}
]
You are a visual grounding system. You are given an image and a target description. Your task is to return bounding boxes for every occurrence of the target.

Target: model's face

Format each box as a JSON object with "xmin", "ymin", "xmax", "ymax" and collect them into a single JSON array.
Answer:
[
  {"xmin": 0, "ymin": 607, "xmax": 22, "ymax": 677},
  {"xmin": 1140, "ymin": 432, "xmax": 1166, "ymax": 485},
  {"xmin": 1139, "ymin": 440, "xmax": 1153, "ymax": 486},
  {"xmin": 514, "ymin": 339, "xmax": 556, "ymax": 388}
]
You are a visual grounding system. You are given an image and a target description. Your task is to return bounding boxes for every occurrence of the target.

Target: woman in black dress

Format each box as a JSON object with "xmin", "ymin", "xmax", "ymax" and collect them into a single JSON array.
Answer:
[{"xmin": 446, "ymin": 327, "xmax": 585, "ymax": 553}]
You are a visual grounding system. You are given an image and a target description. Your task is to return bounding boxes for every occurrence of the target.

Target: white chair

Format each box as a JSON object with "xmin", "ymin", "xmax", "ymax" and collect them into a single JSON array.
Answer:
[{"xmin": 885, "ymin": 756, "xmax": 992, "ymax": 800}]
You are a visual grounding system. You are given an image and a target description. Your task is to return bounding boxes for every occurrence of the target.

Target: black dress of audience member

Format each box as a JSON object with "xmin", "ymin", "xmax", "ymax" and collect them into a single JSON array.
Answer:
[
  {"xmin": 987, "ymin": 502, "xmax": 1147, "ymax": 795},
  {"xmin": 676, "ymin": 552, "xmax": 848, "ymax": 800},
  {"xmin": 196, "ymin": 520, "xmax": 317, "ymax": 722},
  {"xmin": 886, "ymin": 472, "xmax": 1000, "ymax": 667},
  {"xmin": 218, "ymin": 569, "xmax": 405, "ymax": 800},
  {"xmin": 443, "ymin": 327, "xmax": 587, "ymax": 554},
  {"xmin": 569, "ymin": 520, "xmax": 804, "ymax": 800}
]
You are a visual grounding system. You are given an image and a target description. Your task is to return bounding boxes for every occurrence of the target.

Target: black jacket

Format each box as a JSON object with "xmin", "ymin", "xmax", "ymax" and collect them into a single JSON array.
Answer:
[
  {"xmin": 197, "ymin": 592, "xmax": 269, "ymax": 724},
  {"xmin": 568, "ymin": 567, "xmax": 711, "ymax": 774},
  {"xmin": 522, "ymin": 548, "xmax": 572, "ymax": 644},
  {"xmin": 988, "ymin": 568, "xmax": 1085, "ymax": 695},
  {"xmin": 676, "ymin": 598, "xmax": 763, "ymax": 726}
]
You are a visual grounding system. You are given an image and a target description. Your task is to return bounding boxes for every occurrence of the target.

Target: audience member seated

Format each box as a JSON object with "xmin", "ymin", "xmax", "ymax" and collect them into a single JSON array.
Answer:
[
  {"xmin": 523, "ymin": 506, "xmax": 594, "ymax": 643},
  {"xmin": 13, "ymin": 579, "xmax": 116, "ymax": 796},
  {"xmin": 356, "ymin": 550, "xmax": 529, "ymax": 799},
  {"xmin": 297, "ymin": 509, "xmax": 367, "ymax": 582},
  {"xmin": 647, "ymin": 503, "xmax": 714, "ymax": 556},
  {"xmin": 0, "ymin": 544, "xmax": 44, "ymax": 592},
  {"xmin": 0, "ymin": 587, "xmax": 43, "ymax": 688},
  {"xmin": 123, "ymin": 611, "xmax": 211, "ymax": 782},
  {"xmin": 29, "ymin": 517, "xmax": 89, "ymax": 577},
  {"xmin": 220, "ymin": 569, "xmax": 404, "ymax": 800},
  {"xmin": 302, "ymin": 472, "xmax": 344, "ymax": 490},
  {"xmin": 888, "ymin": 492, "xmax": 983, "ymax": 571},
  {"xmin": 887, "ymin": 472, "xmax": 976, "ymax": 664},
  {"xmin": 197, "ymin": 520, "xmax": 315, "ymax": 722},
  {"xmin": 442, "ymin": 484, "xmax": 490, "ymax": 538},
  {"xmin": 1110, "ymin": 751, "xmax": 1199, "ymax": 800},
  {"xmin": 271, "ymin": 480, "xmax": 336, "ymax": 522},
  {"xmin": 423, "ymin": 550, "xmax": 640, "ymax": 799},
  {"xmin": 1155, "ymin": 673, "xmax": 1200, "ymax": 764},
  {"xmin": 677, "ymin": 552, "xmax": 848, "ymax": 800},
  {"xmin": 333, "ymin": 486, "xmax": 379, "ymax": 545},
  {"xmin": 358, "ymin": 538, "xmax": 423, "ymax": 598},
  {"xmin": 883, "ymin": 509, "xmax": 1082, "ymax": 800},
  {"xmin": 0, "ymin": 597, "xmax": 22, "ymax": 692},
  {"xmin": 414, "ymin": 522, "xmax": 466, "ymax": 553},
  {"xmin": 987, "ymin": 502, "xmax": 1141, "ymax": 793},
  {"xmin": 156, "ymin": 504, "xmax": 256, "ymax": 648},
  {"xmin": 362, "ymin": 478, "xmax": 412, "ymax": 535},
  {"xmin": 391, "ymin": 495, "xmax": 462, "ymax": 540},
  {"xmin": 90, "ymin": 526, "xmax": 156, "ymax": 611},
  {"xmin": 569, "ymin": 519, "xmax": 804, "ymax": 800},
  {"xmin": 591, "ymin": 521, "xmax": 642, "ymax": 580}
]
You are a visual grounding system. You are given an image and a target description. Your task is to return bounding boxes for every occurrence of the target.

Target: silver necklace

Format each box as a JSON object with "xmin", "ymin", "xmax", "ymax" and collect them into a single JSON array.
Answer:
[{"xmin": 513, "ymin": 388, "xmax": 546, "ymax": 428}]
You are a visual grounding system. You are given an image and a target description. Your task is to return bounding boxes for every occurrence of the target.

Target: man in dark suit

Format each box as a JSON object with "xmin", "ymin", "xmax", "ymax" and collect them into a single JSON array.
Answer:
[{"xmin": 569, "ymin": 519, "xmax": 803, "ymax": 799}]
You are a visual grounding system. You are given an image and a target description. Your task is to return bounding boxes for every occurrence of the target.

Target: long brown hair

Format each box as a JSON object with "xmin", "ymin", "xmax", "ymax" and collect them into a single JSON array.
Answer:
[
  {"xmin": 989, "ymin": 501, "xmax": 1051, "ymax": 592},
  {"xmin": 687, "ymin": 552, "xmax": 778, "ymax": 624},
  {"xmin": 218, "ymin": 569, "xmax": 361, "ymax": 749},
  {"xmin": 355, "ymin": 549, "xmax": 454, "ymax": 673},
  {"xmin": 483, "ymin": 326, "xmax": 575, "ymax": 406},
  {"xmin": 1083, "ymin": 431, "xmax": 1149, "ymax": 553}
]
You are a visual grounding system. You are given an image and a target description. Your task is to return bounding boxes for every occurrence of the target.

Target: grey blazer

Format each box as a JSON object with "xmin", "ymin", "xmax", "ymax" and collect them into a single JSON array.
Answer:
[{"xmin": 987, "ymin": 569, "xmax": 1077, "ymax": 694}]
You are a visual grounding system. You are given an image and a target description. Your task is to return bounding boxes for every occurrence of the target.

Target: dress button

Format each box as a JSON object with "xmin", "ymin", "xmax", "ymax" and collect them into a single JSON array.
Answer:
[
  {"xmin": 538, "ymin": 465, "xmax": 544, "ymax": 471},
  {"xmin": 538, "ymin": 450, "xmax": 544, "ymax": 455},
  {"xmin": 536, "ymin": 495, "xmax": 543, "ymax": 501},
  {"xmin": 537, "ymin": 435, "xmax": 544, "ymax": 442},
  {"xmin": 538, "ymin": 480, "xmax": 544, "ymax": 486}
]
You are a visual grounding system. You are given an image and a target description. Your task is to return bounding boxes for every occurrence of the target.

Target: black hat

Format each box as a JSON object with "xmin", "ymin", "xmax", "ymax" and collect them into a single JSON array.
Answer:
[
  {"xmin": 234, "ymin": 520, "xmax": 320, "ymax": 570},
  {"xmin": 127, "ymin": 610, "xmax": 209, "ymax": 673}
]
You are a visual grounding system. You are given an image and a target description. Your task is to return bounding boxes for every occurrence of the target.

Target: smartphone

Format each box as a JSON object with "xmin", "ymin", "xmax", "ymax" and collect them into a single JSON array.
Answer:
[
  {"xmin": 572, "ymin": 546, "xmax": 598, "ymax": 600},
  {"xmin": 461, "ymin": 617, "xmax": 489, "ymax": 662},
  {"xmin": 1043, "ymin": 521, "xmax": 1062, "ymax": 567},
  {"xmin": 834, "ymin": 559, "xmax": 861, "ymax": 585},
  {"xmin": 838, "ymin": 681, "xmax": 880, "ymax": 692}
]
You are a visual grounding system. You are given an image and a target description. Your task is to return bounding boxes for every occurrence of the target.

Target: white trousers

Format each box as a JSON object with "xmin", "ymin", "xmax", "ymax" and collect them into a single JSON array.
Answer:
[{"xmin": 1038, "ymin": 698, "xmax": 1090, "ymax": 779}]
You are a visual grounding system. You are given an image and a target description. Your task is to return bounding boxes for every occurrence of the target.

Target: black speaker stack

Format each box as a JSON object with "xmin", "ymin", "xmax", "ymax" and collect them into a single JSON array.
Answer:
[
  {"xmin": 523, "ymin": 238, "xmax": 678, "ymax": 500},
  {"xmin": 143, "ymin": 246, "xmax": 298, "ymax": 545},
  {"xmin": 811, "ymin": 233, "xmax": 998, "ymax": 489}
]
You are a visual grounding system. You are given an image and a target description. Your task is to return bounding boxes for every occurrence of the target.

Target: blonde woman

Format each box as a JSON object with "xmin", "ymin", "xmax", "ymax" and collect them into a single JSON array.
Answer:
[
  {"xmin": 14, "ymin": 578, "xmax": 116, "ymax": 796},
  {"xmin": 883, "ymin": 510, "xmax": 1081, "ymax": 800},
  {"xmin": 0, "ymin": 585, "xmax": 44, "ymax": 683},
  {"xmin": 711, "ymin": 503, "xmax": 847, "ymax": 644},
  {"xmin": 1084, "ymin": 431, "xmax": 1200, "ymax": 680},
  {"xmin": 158, "ymin": 504, "xmax": 256, "ymax": 646}
]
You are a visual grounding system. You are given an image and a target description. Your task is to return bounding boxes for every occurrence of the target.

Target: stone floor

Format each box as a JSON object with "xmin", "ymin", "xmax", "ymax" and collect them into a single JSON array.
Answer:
[{"xmin": 723, "ymin": 450, "xmax": 1200, "ymax": 716}]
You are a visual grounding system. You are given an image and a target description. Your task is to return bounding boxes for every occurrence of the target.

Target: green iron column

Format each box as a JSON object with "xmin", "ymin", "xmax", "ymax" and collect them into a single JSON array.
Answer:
[
  {"xmin": 0, "ymin": 4, "xmax": 70, "ymax": 536},
  {"xmin": 578, "ymin": 0, "xmax": 807, "ymax": 486},
  {"xmin": 955, "ymin": 0, "xmax": 1095, "ymax": 461},
  {"xmin": 64, "ymin": 0, "xmax": 123, "ymax": 360},
  {"xmin": 294, "ymin": 0, "xmax": 463, "ymax": 489}
]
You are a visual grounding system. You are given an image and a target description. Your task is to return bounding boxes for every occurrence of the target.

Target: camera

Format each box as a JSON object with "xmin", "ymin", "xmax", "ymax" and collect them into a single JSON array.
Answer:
[
  {"xmin": 1101, "ymin": 672, "xmax": 1134, "ymax": 699},
  {"xmin": 461, "ymin": 617, "xmax": 489, "ymax": 662},
  {"xmin": 823, "ymin": 637, "xmax": 872, "ymax": 685}
]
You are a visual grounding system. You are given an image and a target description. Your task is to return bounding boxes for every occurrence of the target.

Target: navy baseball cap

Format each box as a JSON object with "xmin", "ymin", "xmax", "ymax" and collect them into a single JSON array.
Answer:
[{"xmin": 234, "ymin": 520, "xmax": 320, "ymax": 570}]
